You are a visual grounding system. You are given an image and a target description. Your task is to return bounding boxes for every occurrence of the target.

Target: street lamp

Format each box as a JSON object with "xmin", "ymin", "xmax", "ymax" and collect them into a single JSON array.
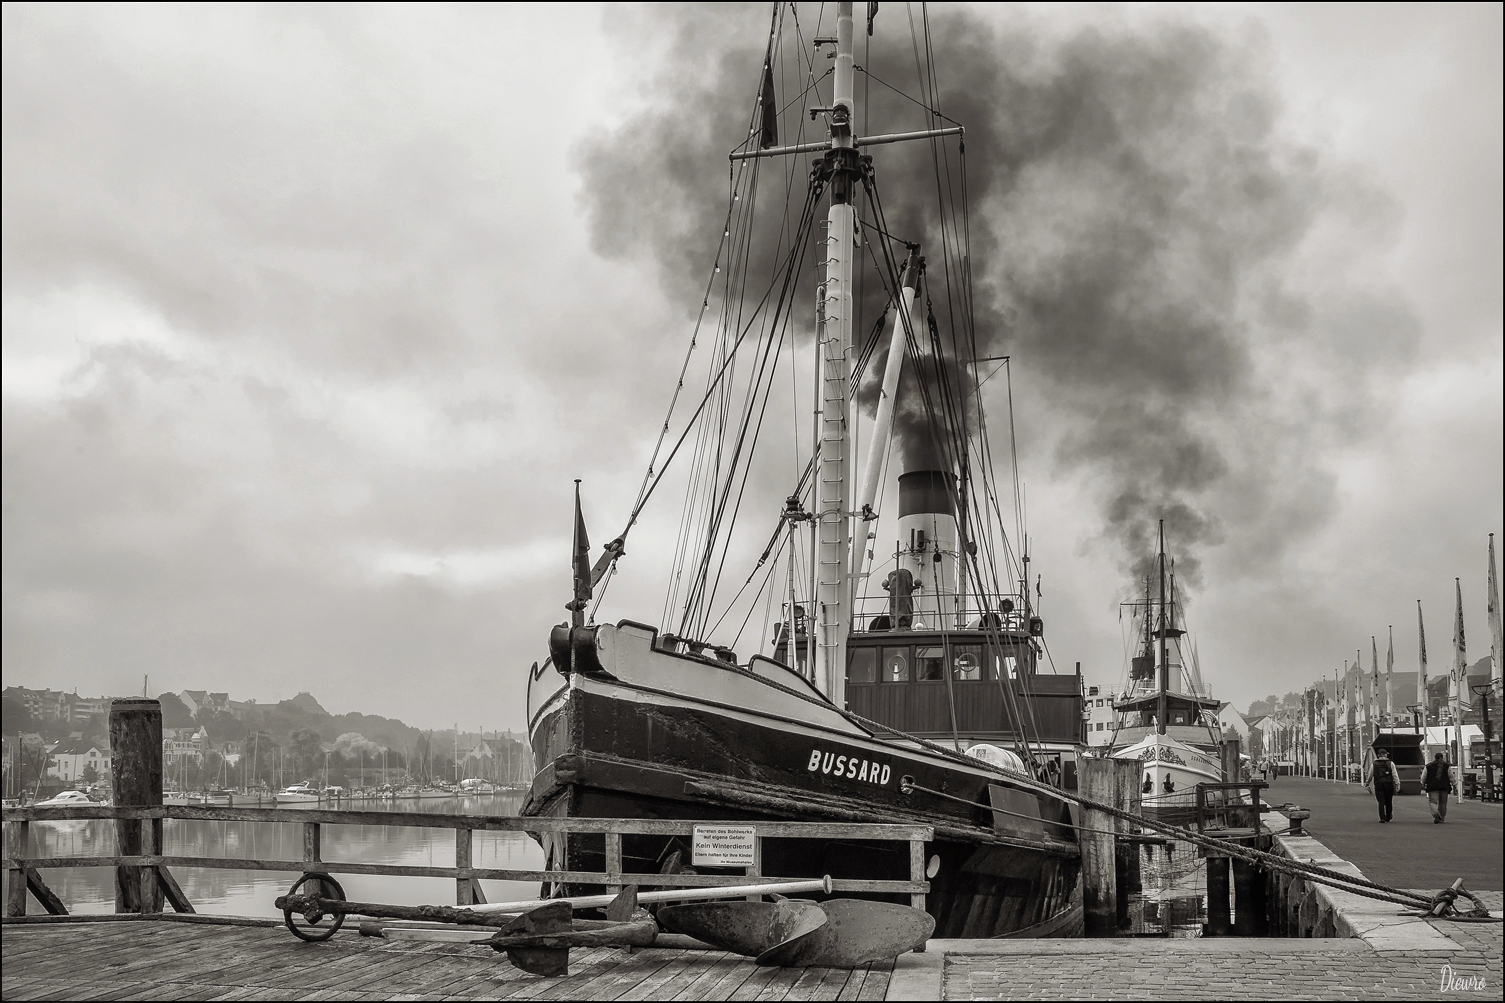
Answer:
[
  {"xmin": 1406, "ymin": 703, "xmax": 1424, "ymax": 737},
  {"xmin": 1470, "ymin": 682, "xmax": 1497, "ymax": 801}
]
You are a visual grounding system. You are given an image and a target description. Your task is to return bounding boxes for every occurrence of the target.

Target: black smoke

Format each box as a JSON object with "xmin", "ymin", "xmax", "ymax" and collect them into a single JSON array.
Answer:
[{"xmin": 576, "ymin": 3, "xmax": 1418, "ymax": 592}]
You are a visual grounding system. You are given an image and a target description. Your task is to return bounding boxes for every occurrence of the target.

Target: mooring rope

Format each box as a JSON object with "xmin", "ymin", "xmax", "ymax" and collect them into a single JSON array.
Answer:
[{"xmin": 689, "ymin": 652, "xmax": 1490, "ymax": 915}]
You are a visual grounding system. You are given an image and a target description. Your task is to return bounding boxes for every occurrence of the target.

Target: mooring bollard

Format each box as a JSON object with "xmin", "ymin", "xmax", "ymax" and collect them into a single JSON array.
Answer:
[
  {"xmin": 109, "ymin": 698, "xmax": 163, "ymax": 914},
  {"xmin": 1205, "ymin": 853, "xmax": 1231, "ymax": 936},
  {"xmin": 1079, "ymin": 758, "xmax": 1117, "ymax": 937}
]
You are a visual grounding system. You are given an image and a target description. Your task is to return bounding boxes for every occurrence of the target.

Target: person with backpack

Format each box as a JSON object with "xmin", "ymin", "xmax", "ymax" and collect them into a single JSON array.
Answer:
[{"xmin": 1371, "ymin": 748, "xmax": 1399, "ymax": 822}]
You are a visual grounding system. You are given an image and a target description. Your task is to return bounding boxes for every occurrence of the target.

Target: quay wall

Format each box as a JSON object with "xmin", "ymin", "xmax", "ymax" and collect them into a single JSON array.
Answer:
[{"xmin": 1261, "ymin": 812, "xmax": 1457, "ymax": 951}]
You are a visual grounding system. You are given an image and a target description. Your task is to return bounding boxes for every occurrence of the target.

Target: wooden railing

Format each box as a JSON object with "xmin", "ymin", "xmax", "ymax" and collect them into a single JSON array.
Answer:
[{"xmin": 1, "ymin": 804, "xmax": 932, "ymax": 919}]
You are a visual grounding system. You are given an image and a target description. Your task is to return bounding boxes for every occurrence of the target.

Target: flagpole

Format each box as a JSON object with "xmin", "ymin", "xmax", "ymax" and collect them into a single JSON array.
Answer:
[
  {"xmin": 1489, "ymin": 533, "xmax": 1503, "ymax": 699},
  {"xmin": 1385, "ymin": 625, "xmax": 1394, "ymax": 726},
  {"xmin": 1417, "ymin": 599, "xmax": 1429, "ymax": 733},
  {"xmin": 1453, "ymin": 578, "xmax": 1467, "ymax": 798}
]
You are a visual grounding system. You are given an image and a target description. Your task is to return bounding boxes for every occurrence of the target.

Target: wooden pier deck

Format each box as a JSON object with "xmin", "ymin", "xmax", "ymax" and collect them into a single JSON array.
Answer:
[{"xmin": 0, "ymin": 920, "xmax": 895, "ymax": 1001}]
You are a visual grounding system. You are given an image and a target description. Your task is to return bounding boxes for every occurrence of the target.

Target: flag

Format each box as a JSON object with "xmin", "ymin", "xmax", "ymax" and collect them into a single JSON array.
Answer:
[
  {"xmin": 1369, "ymin": 636, "xmax": 1379, "ymax": 735},
  {"xmin": 1417, "ymin": 600, "xmax": 1428, "ymax": 725},
  {"xmin": 570, "ymin": 480, "xmax": 591, "ymax": 622},
  {"xmin": 758, "ymin": 60, "xmax": 778, "ymax": 149},
  {"xmin": 1385, "ymin": 626, "xmax": 1394, "ymax": 720},
  {"xmin": 1452, "ymin": 578, "xmax": 1468, "ymax": 712}
]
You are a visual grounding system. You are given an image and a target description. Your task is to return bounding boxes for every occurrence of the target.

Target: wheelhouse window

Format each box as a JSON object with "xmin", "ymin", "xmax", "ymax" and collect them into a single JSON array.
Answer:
[
  {"xmin": 952, "ymin": 645, "xmax": 982, "ymax": 680},
  {"xmin": 916, "ymin": 646, "xmax": 945, "ymax": 680},
  {"xmin": 848, "ymin": 647, "xmax": 877, "ymax": 684},
  {"xmin": 883, "ymin": 647, "xmax": 911, "ymax": 682}
]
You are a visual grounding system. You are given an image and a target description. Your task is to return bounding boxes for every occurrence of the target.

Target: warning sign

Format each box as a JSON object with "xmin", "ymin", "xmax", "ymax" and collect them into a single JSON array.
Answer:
[{"xmin": 691, "ymin": 824, "xmax": 757, "ymax": 867}]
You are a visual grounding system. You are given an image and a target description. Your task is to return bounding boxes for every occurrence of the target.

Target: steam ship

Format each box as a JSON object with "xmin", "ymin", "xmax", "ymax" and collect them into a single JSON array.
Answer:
[
  {"xmin": 523, "ymin": 3, "xmax": 1085, "ymax": 938},
  {"xmin": 1103, "ymin": 523, "xmax": 1224, "ymax": 818}
]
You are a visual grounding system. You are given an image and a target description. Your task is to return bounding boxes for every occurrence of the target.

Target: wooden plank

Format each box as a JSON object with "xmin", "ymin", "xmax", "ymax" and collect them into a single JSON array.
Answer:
[
  {"xmin": 809, "ymin": 965, "xmax": 856, "ymax": 1001},
  {"xmin": 751, "ymin": 962, "xmax": 806, "ymax": 1001},
  {"xmin": 155, "ymin": 865, "xmax": 195, "ymax": 913},
  {"xmin": 605, "ymin": 831, "xmax": 623, "ymax": 894},
  {"xmin": 725, "ymin": 961, "xmax": 786, "ymax": 1001},
  {"xmin": 6, "ymin": 855, "xmax": 923, "ymax": 895},
  {"xmin": 22, "ymin": 865, "xmax": 67, "ymax": 915},
  {"xmin": 663, "ymin": 951, "xmax": 745, "ymax": 1002},
  {"xmin": 908, "ymin": 838, "xmax": 926, "ymax": 912},
  {"xmin": 587, "ymin": 948, "xmax": 684, "ymax": 1002},
  {"xmin": 456, "ymin": 827, "xmax": 474, "ymax": 906},
  {"xmin": 781, "ymin": 965, "xmax": 836, "ymax": 1002},
  {"xmin": 612, "ymin": 949, "xmax": 703, "ymax": 1002},
  {"xmin": 854, "ymin": 959, "xmax": 893, "ymax": 1001},
  {"xmin": 835, "ymin": 964, "xmax": 871, "ymax": 1001},
  {"xmin": 682, "ymin": 956, "xmax": 760, "ymax": 1001},
  {"xmin": 0, "ymin": 805, "xmax": 932, "ymax": 841},
  {"xmin": 6, "ymin": 819, "xmax": 29, "ymax": 917}
]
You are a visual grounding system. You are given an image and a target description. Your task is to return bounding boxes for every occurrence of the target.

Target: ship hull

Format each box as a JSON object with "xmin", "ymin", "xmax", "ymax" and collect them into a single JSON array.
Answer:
[
  {"xmin": 1109, "ymin": 733, "xmax": 1225, "ymax": 822},
  {"xmin": 524, "ymin": 621, "xmax": 1082, "ymax": 939}
]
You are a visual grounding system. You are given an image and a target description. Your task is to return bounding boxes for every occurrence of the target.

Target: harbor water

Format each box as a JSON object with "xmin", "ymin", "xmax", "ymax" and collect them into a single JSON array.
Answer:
[{"xmin": 19, "ymin": 793, "xmax": 546, "ymax": 917}]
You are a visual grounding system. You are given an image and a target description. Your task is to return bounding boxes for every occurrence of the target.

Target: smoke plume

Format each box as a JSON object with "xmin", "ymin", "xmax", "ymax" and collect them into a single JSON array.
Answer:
[{"xmin": 577, "ymin": 4, "xmax": 1418, "ymax": 592}]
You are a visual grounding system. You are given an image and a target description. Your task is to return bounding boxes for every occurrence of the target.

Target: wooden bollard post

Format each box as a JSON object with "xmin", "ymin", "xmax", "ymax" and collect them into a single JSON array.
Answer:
[
  {"xmin": 1079, "ymin": 757, "xmax": 1116, "ymax": 937},
  {"xmin": 109, "ymin": 698, "xmax": 163, "ymax": 914},
  {"xmin": 1112, "ymin": 758, "xmax": 1141, "ymax": 933},
  {"xmin": 1205, "ymin": 854, "xmax": 1231, "ymax": 936},
  {"xmin": 1231, "ymin": 857, "xmax": 1264, "ymax": 935}
]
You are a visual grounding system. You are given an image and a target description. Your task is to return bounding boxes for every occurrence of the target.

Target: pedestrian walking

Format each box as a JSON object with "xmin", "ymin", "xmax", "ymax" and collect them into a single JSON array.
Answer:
[
  {"xmin": 1423, "ymin": 751, "xmax": 1453, "ymax": 823},
  {"xmin": 1371, "ymin": 748, "xmax": 1399, "ymax": 822}
]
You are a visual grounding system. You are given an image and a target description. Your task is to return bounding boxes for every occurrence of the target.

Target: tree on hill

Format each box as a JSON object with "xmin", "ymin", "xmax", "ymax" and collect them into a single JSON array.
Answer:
[
  {"xmin": 286, "ymin": 728, "xmax": 323, "ymax": 778},
  {"xmin": 195, "ymin": 708, "xmax": 247, "ymax": 742},
  {"xmin": 158, "ymin": 693, "xmax": 196, "ymax": 729},
  {"xmin": 1, "ymin": 697, "xmax": 36, "ymax": 736}
]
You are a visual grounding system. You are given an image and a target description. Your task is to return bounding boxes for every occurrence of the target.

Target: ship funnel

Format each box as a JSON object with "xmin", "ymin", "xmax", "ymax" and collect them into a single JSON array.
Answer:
[{"xmin": 894, "ymin": 447, "xmax": 959, "ymax": 628}]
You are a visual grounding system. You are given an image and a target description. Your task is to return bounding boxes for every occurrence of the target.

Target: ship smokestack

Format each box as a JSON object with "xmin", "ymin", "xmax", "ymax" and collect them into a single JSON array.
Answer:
[{"xmin": 895, "ymin": 446, "xmax": 960, "ymax": 628}]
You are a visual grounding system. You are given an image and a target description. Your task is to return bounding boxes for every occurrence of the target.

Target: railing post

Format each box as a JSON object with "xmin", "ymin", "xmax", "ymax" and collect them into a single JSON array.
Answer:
[
  {"xmin": 746, "ymin": 833, "xmax": 762, "ymax": 901},
  {"xmin": 457, "ymin": 828, "xmax": 474, "ymax": 906},
  {"xmin": 604, "ymin": 831, "xmax": 622, "ymax": 895},
  {"xmin": 109, "ymin": 698, "xmax": 162, "ymax": 914},
  {"xmin": 5, "ymin": 820, "xmax": 27, "ymax": 916},
  {"xmin": 909, "ymin": 837, "xmax": 927, "ymax": 952},
  {"xmin": 302, "ymin": 820, "xmax": 328, "ymax": 900}
]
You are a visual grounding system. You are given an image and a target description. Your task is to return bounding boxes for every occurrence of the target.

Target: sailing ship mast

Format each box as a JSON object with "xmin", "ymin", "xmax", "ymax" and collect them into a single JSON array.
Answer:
[
  {"xmin": 1158, "ymin": 520, "xmax": 1169, "ymax": 735},
  {"xmin": 811, "ymin": 2, "xmax": 858, "ymax": 708}
]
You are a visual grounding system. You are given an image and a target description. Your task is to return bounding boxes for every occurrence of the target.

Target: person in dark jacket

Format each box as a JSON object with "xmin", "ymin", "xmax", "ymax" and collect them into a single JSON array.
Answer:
[
  {"xmin": 1371, "ymin": 749, "xmax": 1399, "ymax": 822},
  {"xmin": 1423, "ymin": 752, "xmax": 1453, "ymax": 822}
]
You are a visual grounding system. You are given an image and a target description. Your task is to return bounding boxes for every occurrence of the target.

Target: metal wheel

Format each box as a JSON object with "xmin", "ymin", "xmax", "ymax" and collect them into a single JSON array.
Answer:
[{"xmin": 283, "ymin": 871, "xmax": 347, "ymax": 942}]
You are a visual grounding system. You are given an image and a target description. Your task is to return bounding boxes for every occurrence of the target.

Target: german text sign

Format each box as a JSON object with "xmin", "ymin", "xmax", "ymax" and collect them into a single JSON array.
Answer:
[{"xmin": 691, "ymin": 824, "xmax": 757, "ymax": 867}]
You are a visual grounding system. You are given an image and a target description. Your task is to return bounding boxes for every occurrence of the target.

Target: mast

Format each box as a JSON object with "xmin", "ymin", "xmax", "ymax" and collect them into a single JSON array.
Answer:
[
  {"xmin": 853, "ymin": 249, "xmax": 921, "ymax": 607},
  {"xmin": 813, "ymin": 2, "xmax": 859, "ymax": 707},
  {"xmin": 1157, "ymin": 520, "xmax": 1168, "ymax": 735}
]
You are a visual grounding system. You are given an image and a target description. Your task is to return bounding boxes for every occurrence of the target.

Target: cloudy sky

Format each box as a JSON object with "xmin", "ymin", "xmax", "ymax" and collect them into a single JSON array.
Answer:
[{"xmin": 4, "ymin": 3, "xmax": 1500, "ymax": 733}]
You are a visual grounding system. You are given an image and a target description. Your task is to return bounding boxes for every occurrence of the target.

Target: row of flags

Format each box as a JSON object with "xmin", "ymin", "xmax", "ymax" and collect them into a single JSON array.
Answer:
[{"xmin": 1264, "ymin": 536, "xmax": 1503, "ymax": 771}]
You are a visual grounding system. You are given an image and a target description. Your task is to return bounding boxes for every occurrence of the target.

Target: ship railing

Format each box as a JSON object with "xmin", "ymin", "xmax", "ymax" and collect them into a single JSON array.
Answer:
[
  {"xmin": 847, "ymin": 591, "xmax": 1033, "ymax": 634},
  {"xmin": 1193, "ymin": 781, "xmax": 1269, "ymax": 837},
  {"xmin": 1, "ymin": 804, "xmax": 933, "ymax": 919}
]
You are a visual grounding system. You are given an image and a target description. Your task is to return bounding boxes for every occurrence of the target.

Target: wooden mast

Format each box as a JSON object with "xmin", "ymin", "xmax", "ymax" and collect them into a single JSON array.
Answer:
[
  {"xmin": 1157, "ymin": 520, "xmax": 1168, "ymax": 736},
  {"xmin": 813, "ymin": 2, "xmax": 859, "ymax": 707}
]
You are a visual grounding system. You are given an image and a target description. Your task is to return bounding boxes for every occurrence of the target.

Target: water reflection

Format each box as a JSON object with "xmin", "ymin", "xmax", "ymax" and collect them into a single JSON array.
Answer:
[
  {"xmin": 1126, "ymin": 841, "xmax": 1208, "ymax": 937},
  {"xmin": 22, "ymin": 794, "xmax": 545, "ymax": 917}
]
